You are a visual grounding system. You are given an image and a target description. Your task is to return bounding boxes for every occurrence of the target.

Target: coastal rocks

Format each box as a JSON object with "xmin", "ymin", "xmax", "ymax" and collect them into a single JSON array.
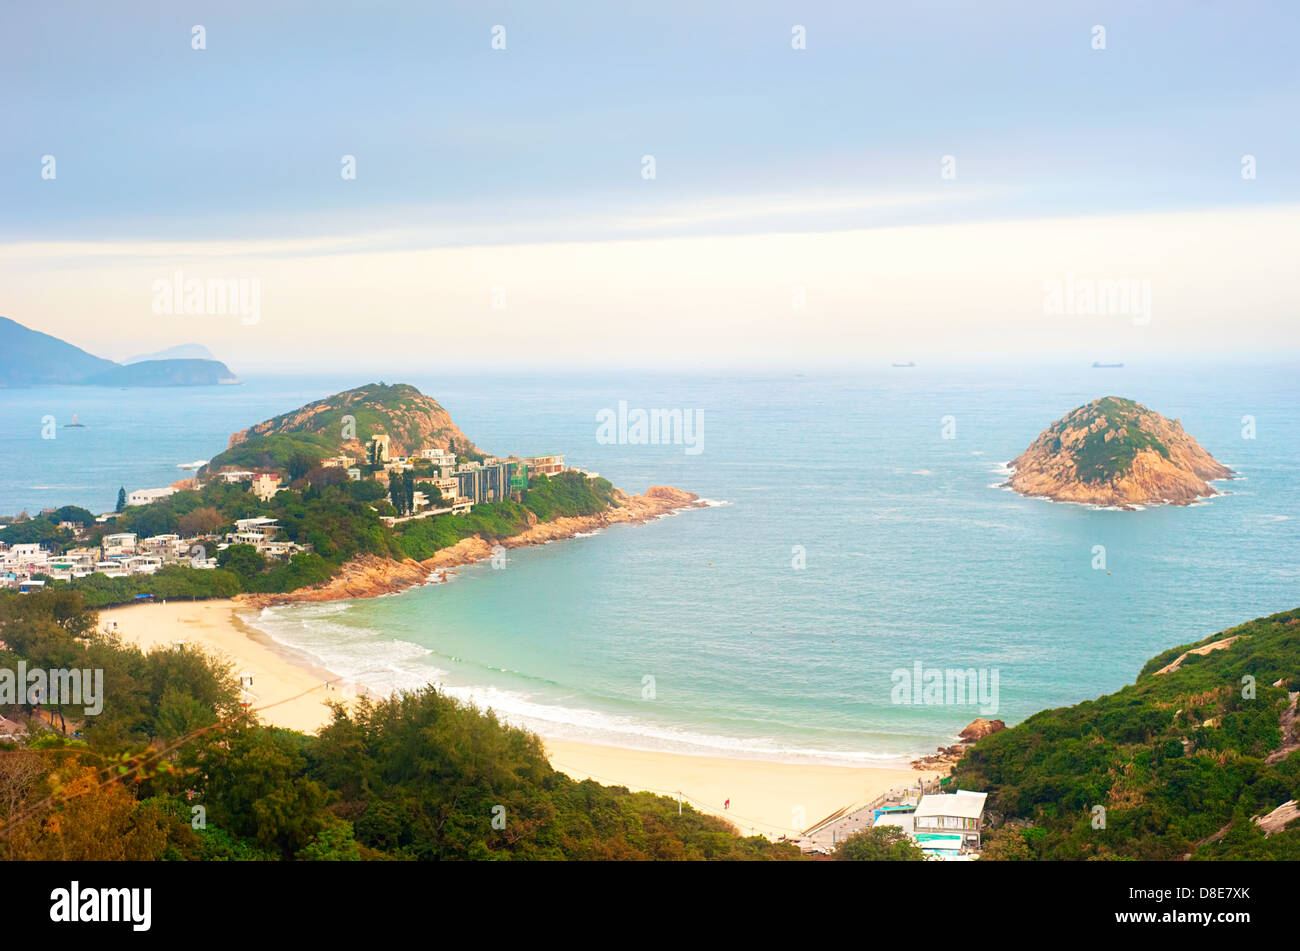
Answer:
[
  {"xmin": 910, "ymin": 718, "xmax": 1006, "ymax": 770},
  {"xmin": 237, "ymin": 554, "xmax": 431, "ymax": 607},
  {"xmin": 1005, "ymin": 396, "xmax": 1232, "ymax": 508},
  {"xmin": 237, "ymin": 486, "xmax": 705, "ymax": 607},
  {"xmin": 959, "ymin": 718, "xmax": 1006, "ymax": 742},
  {"xmin": 911, "ymin": 745, "xmax": 965, "ymax": 770}
]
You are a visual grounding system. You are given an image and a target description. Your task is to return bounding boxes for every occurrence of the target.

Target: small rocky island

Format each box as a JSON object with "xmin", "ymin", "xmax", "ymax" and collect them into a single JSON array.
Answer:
[{"xmin": 1006, "ymin": 396, "xmax": 1232, "ymax": 508}]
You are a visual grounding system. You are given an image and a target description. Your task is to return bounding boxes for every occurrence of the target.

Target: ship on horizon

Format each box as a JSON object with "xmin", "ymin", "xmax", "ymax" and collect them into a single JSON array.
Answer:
[
  {"xmin": 1091, "ymin": 361, "xmax": 1124, "ymax": 368},
  {"xmin": 891, "ymin": 361, "xmax": 916, "ymax": 368}
]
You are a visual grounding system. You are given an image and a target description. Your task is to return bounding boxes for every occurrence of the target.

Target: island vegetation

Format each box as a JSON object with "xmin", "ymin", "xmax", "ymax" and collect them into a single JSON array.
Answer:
[{"xmin": 953, "ymin": 607, "xmax": 1300, "ymax": 860}]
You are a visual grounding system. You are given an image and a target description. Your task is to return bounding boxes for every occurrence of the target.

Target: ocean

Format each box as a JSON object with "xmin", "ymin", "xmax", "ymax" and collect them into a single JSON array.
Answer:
[{"xmin": 3, "ymin": 364, "xmax": 1296, "ymax": 765}]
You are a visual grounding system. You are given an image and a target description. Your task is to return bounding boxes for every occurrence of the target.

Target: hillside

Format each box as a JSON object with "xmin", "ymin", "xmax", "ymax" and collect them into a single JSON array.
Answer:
[
  {"xmin": 1006, "ymin": 396, "xmax": 1232, "ymax": 507},
  {"xmin": 953, "ymin": 607, "xmax": 1300, "ymax": 860},
  {"xmin": 206, "ymin": 382, "xmax": 481, "ymax": 473},
  {"xmin": 0, "ymin": 316, "xmax": 237, "ymax": 387},
  {"xmin": 84, "ymin": 358, "xmax": 239, "ymax": 386},
  {"xmin": 123, "ymin": 342, "xmax": 216, "ymax": 364},
  {"xmin": 0, "ymin": 315, "xmax": 118, "ymax": 384}
]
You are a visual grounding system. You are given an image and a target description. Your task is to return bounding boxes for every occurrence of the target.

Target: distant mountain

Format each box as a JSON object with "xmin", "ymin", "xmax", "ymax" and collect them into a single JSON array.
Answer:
[
  {"xmin": 0, "ymin": 316, "xmax": 118, "ymax": 385},
  {"xmin": 1006, "ymin": 396, "xmax": 1232, "ymax": 508},
  {"xmin": 83, "ymin": 359, "xmax": 240, "ymax": 387},
  {"xmin": 123, "ymin": 343, "xmax": 216, "ymax": 364},
  {"xmin": 205, "ymin": 382, "xmax": 482, "ymax": 473},
  {"xmin": 0, "ymin": 316, "xmax": 238, "ymax": 387}
]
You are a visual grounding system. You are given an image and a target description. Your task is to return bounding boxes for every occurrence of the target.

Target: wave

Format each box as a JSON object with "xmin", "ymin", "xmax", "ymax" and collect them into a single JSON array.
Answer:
[{"xmin": 242, "ymin": 606, "xmax": 923, "ymax": 768}]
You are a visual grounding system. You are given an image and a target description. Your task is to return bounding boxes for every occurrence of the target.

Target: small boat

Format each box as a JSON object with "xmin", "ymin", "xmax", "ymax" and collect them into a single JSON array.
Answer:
[
  {"xmin": 63, "ymin": 413, "xmax": 86, "ymax": 428},
  {"xmin": 1091, "ymin": 362, "xmax": 1124, "ymax": 368}
]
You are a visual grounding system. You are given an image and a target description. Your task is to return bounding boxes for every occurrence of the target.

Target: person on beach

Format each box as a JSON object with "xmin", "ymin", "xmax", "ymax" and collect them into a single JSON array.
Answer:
[{"xmin": 724, "ymin": 798, "xmax": 730, "ymax": 810}]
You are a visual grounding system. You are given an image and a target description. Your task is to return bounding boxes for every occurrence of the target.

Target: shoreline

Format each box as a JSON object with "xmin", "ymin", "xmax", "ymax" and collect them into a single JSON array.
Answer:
[
  {"xmin": 236, "ymin": 485, "xmax": 706, "ymax": 607},
  {"xmin": 99, "ymin": 596, "xmax": 942, "ymax": 840}
]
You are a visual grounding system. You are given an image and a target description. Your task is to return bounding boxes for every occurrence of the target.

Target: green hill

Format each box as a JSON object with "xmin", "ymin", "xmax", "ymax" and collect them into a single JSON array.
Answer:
[
  {"xmin": 205, "ymin": 382, "xmax": 481, "ymax": 474},
  {"xmin": 954, "ymin": 607, "xmax": 1300, "ymax": 860}
]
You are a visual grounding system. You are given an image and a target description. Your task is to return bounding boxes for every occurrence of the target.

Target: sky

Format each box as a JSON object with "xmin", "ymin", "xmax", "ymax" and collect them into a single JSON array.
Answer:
[{"xmin": 1, "ymin": 1, "xmax": 1297, "ymax": 371}]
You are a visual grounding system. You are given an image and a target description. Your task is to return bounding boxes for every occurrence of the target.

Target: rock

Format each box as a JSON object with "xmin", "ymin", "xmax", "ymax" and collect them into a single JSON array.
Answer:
[
  {"xmin": 1005, "ymin": 396, "xmax": 1232, "ymax": 508},
  {"xmin": 959, "ymin": 718, "xmax": 1006, "ymax": 743}
]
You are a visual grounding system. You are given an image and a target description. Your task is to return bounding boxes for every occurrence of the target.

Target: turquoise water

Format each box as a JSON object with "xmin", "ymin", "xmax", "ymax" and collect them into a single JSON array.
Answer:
[{"xmin": 3, "ymin": 366, "xmax": 1296, "ymax": 763}]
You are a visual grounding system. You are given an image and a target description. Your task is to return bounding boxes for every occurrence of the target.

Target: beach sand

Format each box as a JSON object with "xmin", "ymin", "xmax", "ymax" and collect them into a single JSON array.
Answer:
[
  {"xmin": 98, "ymin": 599, "xmax": 937, "ymax": 840},
  {"xmin": 99, "ymin": 599, "xmax": 343, "ymax": 734},
  {"xmin": 544, "ymin": 739, "xmax": 934, "ymax": 839}
]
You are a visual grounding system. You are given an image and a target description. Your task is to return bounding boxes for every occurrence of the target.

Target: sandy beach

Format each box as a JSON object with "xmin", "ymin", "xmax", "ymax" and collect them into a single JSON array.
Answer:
[
  {"xmin": 98, "ymin": 598, "xmax": 937, "ymax": 839},
  {"xmin": 99, "ymin": 599, "xmax": 344, "ymax": 734}
]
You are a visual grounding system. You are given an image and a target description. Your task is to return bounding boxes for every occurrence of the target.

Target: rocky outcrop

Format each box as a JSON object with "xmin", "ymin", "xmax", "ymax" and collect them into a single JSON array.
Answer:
[
  {"xmin": 959, "ymin": 718, "xmax": 1006, "ymax": 742},
  {"xmin": 1006, "ymin": 396, "xmax": 1231, "ymax": 508},
  {"xmin": 237, "ymin": 486, "xmax": 705, "ymax": 607}
]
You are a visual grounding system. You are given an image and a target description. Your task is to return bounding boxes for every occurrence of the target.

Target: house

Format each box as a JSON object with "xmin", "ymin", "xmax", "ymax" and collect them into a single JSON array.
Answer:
[
  {"xmin": 101, "ymin": 533, "xmax": 138, "ymax": 557},
  {"xmin": 346, "ymin": 467, "xmax": 362, "ymax": 482},
  {"xmin": 420, "ymin": 447, "xmax": 455, "ymax": 467},
  {"xmin": 320, "ymin": 454, "xmax": 354, "ymax": 469},
  {"xmin": 127, "ymin": 486, "xmax": 177, "ymax": 506},
  {"xmin": 911, "ymin": 790, "xmax": 988, "ymax": 854},
  {"xmin": 216, "ymin": 469, "xmax": 257, "ymax": 484},
  {"xmin": 524, "ymin": 454, "xmax": 564, "ymax": 476},
  {"xmin": 250, "ymin": 472, "xmax": 282, "ymax": 501}
]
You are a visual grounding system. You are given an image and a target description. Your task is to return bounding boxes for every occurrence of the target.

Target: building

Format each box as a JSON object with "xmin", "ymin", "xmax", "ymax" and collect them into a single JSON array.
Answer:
[
  {"xmin": 320, "ymin": 454, "xmax": 354, "ymax": 469},
  {"xmin": 454, "ymin": 461, "xmax": 517, "ymax": 504},
  {"xmin": 911, "ymin": 790, "xmax": 988, "ymax": 854},
  {"xmin": 524, "ymin": 454, "xmax": 564, "ymax": 477},
  {"xmin": 251, "ymin": 472, "xmax": 282, "ymax": 501},
  {"xmin": 101, "ymin": 533, "xmax": 138, "ymax": 557},
  {"xmin": 419, "ymin": 447, "xmax": 455, "ymax": 467},
  {"xmin": 216, "ymin": 469, "xmax": 257, "ymax": 484},
  {"xmin": 127, "ymin": 486, "xmax": 177, "ymax": 506}
]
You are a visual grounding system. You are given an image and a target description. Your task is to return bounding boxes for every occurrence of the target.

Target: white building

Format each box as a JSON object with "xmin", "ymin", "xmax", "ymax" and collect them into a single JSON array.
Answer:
[
  {"xmin": 912, "ymin": 790, "xmax": 988, "ymax": 854},
  {"xmin": 127, "ymin": 487, "xmax": 177, "ymax": 506}
]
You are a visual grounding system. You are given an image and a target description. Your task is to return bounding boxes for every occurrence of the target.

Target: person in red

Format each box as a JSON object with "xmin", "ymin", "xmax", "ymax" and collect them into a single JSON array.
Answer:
[{"xmin": 724, "ymin": 799, "xmax": 730, "ymax": 810}]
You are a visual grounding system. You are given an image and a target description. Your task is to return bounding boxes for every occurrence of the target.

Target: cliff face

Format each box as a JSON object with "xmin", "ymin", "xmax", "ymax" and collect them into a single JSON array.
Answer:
[
  {"xmin": 1007, "ymin": 396, "xmax": 1232, "ymax": 508},
  {"xmin": 225, "ymin": 382, "xmax": 479, "ymax": 459}
]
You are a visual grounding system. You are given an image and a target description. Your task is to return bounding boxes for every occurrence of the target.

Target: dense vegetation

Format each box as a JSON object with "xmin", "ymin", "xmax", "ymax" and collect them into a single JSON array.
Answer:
[
  {"xmin": 1059, "ymin": 396, "xmax": 1172, "ymax": 483},
  {"xmin": 10, "ymin": 470, "xmax": 618, "ymax": 607},
  {"xmin": 0, "ymin": 590, "xmax": 798, "ymax": 861},
  {"xmin": 952, "ymin": 607, "xmax": 1300, "ymax": 860},
  {"xmin": 203, "ymin": 382, "xmax": 480, "ymax": 473}
]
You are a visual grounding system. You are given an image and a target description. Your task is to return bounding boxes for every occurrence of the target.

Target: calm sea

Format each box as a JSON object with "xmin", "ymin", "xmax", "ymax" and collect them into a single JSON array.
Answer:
[{"xmin": 2, "ymin": 365, "xmax": 1295, "ymax": 764}]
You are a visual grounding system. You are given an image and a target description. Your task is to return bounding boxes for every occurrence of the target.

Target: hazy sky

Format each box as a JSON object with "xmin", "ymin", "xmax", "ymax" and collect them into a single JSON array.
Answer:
[{"xmin": 2, "ymin": 1, "xmax": 1297, "ymax": 369}]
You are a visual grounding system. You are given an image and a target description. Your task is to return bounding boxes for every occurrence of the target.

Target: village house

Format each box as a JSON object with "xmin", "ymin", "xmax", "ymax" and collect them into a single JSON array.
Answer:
[{"xmin": 250, "ymin": 472, "xmax": 282, "ymax": 501}]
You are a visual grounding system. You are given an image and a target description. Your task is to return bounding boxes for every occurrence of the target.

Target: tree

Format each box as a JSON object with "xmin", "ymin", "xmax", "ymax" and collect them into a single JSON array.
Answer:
[
  {"xmin": 177, "ymin": 506, "xmax": 224, "ymax": 537},
  {"xmin": 115, "ymin": 487, "xmax": 126, "ymax": 513},
  {"xmin": 287, "ymin": 451, "xmax": 320, "ymax": 482},
  {"xmin": 403, "ymin": 471, "xmax": 414, "ymax": 514},
  {"xmin": 833, "ymin": 825, "xmax": 927, "ymax": 861},
  {"xmin": 217, "ymin": 544, "xmax": 265, "ymax": 580},
  {"xmin": 982, "ymin": 825, "xmax": 1032, "ymax": 861}
]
